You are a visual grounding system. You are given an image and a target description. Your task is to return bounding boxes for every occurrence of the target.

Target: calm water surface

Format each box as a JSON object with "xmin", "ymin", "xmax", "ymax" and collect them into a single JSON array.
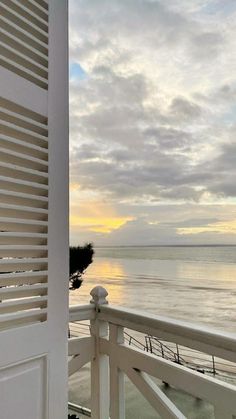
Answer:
[
  {"xmin": 70, "ymin": 246, "xmax": 236, "ymax": 332},
  {"xmin": 69, "ymin": 246, "xmax": 236, "ymax": 418}
]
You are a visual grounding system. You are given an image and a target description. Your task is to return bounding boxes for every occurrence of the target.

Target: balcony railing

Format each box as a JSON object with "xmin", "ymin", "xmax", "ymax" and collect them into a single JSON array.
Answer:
[{"xmin": 68, "ymin": 286, "xmax": 236, "ymax": 419}]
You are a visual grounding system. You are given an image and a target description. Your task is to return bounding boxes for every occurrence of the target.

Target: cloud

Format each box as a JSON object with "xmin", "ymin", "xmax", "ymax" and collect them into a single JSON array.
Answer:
[{"xmin": 69, "ymin": 0, "xmax": 236, "ymax": 244}]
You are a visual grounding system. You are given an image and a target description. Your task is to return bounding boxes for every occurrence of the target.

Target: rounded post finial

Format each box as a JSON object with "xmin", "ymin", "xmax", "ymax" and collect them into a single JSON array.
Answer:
[{"xmin": 90, "ymin": 286, "xmax": 108, "ymax": 306}]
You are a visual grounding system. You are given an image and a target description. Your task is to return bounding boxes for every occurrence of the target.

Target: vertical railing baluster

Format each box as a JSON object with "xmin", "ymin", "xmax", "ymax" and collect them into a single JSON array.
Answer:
[
  {"xmin": 160, "ymin": 342, "xmax": 165, "ymax": 358},
  {"xmin": 149, "ymin": 336, "xmax": 153, "ymax": 354},
  {"xmin": 90, "ymin": 286, "xmax": 109, "ymax": 419},
  {"xmin": 176, "ymin": 343, "xmax": 180, "ymax": 364},
  {"xmin": 212, "ymin": 355, "xmax": 216, "ymax": 375},
  {"xmin": 110, "ymin": 324, "xmax": 125, "ymax": 419}
]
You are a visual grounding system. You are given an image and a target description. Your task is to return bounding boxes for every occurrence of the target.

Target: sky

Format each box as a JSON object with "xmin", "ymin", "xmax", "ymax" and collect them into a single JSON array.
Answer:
[{"xmin": 69, "ymin": 0, "xmax": 236, "ymax": 246}]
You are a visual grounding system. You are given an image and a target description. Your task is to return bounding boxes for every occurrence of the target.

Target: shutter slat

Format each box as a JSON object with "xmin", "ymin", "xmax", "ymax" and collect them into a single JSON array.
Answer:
[
  {"xmin": 0, "ymin": 296, "xmax": 48, "ymax": 314},
  {"xmin": 19, "ymin": 0, "xmax": 48, "ymax": 21},
  {"xmin": 0, "ymin": 217, "xmax": 48, "ymax": 233},
  {"xmin": 0, "ymin": 67, "xmax": 47, "ymax": 118},
  {"xmin": 0, "ymin": 41, "xmax": 48, "ymax": 77},
  {"xmin": 0, "ymin": 0, "xmax": 50, "ymax": 331},
  {"xmin": 0, "ymin": 161, "xmax": 48, "ymax": 185},
  {"xmin": 0, "ymin": 309, "xmax": 47, "ymax": 330},
  {"xmin": 0, "ymin": 56, "xmax": 48, "ymax": 90},
  {"xmin": 1, "ymin": 120, "xmax": 48, "ymax": 147},
  {"xmin": 0, "ymin": 245, "xmax": 48, "ymax": 258},
  {"xmin": 0, "ymin": 105, "xmax": 48, "ymax": 136},
  {"xmin": 0, "ymin": 190, "xmax": 48, "ymax": 209},
  {"xmin": 0, "ymin": 232, "xmax": 47, "ymax": 246},
  {"xmin": 0, "ymin": 283, "xmax": 48, "ymax": 300},
  {"xmin": 0, "ymin": 28, "xmax": 48, "ymax": 68},
  {"xmin": 0, "ymin": 203, "xmax": 48, "ymax": 221},
  {"xmin": 0, "ymin": 257, "xmax": 48, "ymax": 272},
  {"xmin": 2, "ymin": 0, "xmax": 48, "ymax": 33},
  {"xmin": 0, "ymin": 3, "xmax": 48, "ymax": 44},
  {"xmin": 0, "ymin": 148, "xmax": 48, "ymax": 172},
  {"xmin": 0, "ymin": 271, "xmax": 48, "ymax": 286},
  {"xmin": 35, "ymin": 0, "xmax": 48, "ymax": 12},
  {"xmin": 0, "ymin": 136, "xmax": 48, "ymax": 160},
  {"xmin": 0, "ymin": 97, "xmax": 47, "ymax": 125},
  {"xmin": 0, "ymin": 16, "xmax": 48, "ymax": 56},
  {"xmin": 0, "ymin": 175, "xmax": 48, "ymax": 196}
]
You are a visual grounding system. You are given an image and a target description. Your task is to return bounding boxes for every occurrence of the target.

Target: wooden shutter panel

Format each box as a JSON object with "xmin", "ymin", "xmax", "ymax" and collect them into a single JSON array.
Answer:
[
  {"xmin": 0, "ymin": 0, "xmax": 48, "ymax": 88},
  {"xmin": 0, "ymin": 1, "xmax": 69, "ymax": 415},
  {"xmin": 0, "ymin": 7, "xmax": 49, "ymax": 328}
]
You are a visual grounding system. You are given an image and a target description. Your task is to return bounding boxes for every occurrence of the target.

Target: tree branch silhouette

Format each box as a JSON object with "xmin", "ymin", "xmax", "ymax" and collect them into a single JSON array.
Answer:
[{"xmin": 69, "ymin": 243, "xmax": 94, "ymax": 290}]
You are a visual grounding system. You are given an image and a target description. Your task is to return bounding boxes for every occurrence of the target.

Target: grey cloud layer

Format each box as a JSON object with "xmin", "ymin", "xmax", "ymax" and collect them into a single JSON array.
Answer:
[{"xmin": 69, "ymin": 0, "xmax": 236, "ymax": 244}]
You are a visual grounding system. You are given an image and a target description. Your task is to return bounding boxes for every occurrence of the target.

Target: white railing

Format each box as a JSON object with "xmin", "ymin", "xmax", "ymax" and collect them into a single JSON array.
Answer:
[{"xmin": 68, "ymin": 286, "xmax": 236, "ymax": 419}]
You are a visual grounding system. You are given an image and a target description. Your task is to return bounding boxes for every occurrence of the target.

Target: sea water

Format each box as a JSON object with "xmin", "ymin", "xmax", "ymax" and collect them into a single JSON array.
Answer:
[{"xmin": 69, "ymin": 246, "xmax": 236, "ymax": 418}]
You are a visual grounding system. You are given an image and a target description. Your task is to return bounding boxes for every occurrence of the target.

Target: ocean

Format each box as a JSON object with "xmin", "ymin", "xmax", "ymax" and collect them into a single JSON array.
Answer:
[
  {"xmin": 70, "ymin": 245, "xmax": 236, "ymax": 332},
  {"xmin": 69, "ymin": 245, "xmax": 236, "ymax": 418}
]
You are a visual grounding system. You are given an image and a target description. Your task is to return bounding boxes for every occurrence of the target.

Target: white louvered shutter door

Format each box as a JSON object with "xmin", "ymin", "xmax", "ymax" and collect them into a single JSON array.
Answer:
[{"xmin": 0, "ymin": 1, "xmax": 69, "ymax": 418}]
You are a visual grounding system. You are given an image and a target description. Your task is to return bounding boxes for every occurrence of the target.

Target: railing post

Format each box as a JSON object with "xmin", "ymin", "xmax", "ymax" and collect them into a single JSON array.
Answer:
[
  {"xmin": 109, "ymin": 323, "xmax": 125, "ymax": 419},
  {"xmin": 90, "ymin": 286, "xmax": 109, "ymax": 419},
  {"xmin": 176, "ymin": 343, "xmax": 180, "ymax": 364},
  {"xmin": 149, "ymin": 336, "xmax": 153, "ymax": 354},
  {"xmin": 212, "ymin": 355, "xmax": 216, "ymax": 375}
]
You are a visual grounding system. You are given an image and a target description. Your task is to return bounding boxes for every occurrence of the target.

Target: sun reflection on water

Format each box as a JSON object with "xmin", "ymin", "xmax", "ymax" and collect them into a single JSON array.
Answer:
[{"xmin": 69, "ymin": 258, "xmax": 126, "ymax": 306}]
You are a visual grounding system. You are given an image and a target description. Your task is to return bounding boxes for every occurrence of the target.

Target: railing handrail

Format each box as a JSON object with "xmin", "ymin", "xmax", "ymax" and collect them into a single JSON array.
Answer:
[
  {"xmin": 68, "ymin": 287, "xmax": 236, "ymax": 419},
  {"xmin": 96, "ymin": 304, "xmax": 236, "ymax": 363},
  {"xmin": 68, "ymin": 302, "xmax": 236, "ymax": 362},
  {"xmin": 69, "ymin": 304, "xmax": 95, "ymax": 322},
  {"xmin": 69, "ymin": 304, "xmax": 236, "ymax": 362}
]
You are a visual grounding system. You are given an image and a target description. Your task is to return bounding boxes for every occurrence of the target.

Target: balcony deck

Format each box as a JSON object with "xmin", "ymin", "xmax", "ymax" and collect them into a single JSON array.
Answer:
[{"xmin": 68, "ymin": 286, "xmax": 236, "ymax": 419}]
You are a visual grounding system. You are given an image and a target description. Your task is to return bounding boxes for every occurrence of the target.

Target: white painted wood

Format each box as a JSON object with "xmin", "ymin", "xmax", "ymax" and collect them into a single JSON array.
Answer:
[
  {"xmin": 109, "ymin": 324, "xmax": 125, "ymax": 419},
  {"xmin": 3, "ymin": 0, "xmax": 48, "ymax": 31},
  {"xmin": 100, "ymin": 339, "xmax": 236, "ymax": 415},
  {"xmin": 0, "ymin": 66, "xmax": 47, "ymax": 115},
  {"xmin": 0, "ymin": 162, "xmax": 48, "ymax": 184},
  {"xmin": 69, "ymin": 304, "xmax": 96, "ymax": 322},
  {"xmin": 0, "ymin": 136, "xmax": 48, "ymax": 159},
  {"xmin": 68, "ymin": 295, "xmax": 236, "ymax": 418},
  {"xmin": 98, "ymin": 305, "xmax": 236, "ymax": 363},
  {"xmin": 0, "ymin": 357, "xmax": 47, "ymax": 419},
  {"xmin": 0, "ymin": 271, "xmax": 48, "ymax": 287},
  {"xmin": 68, "ymin": 336, "xmax": 93, "ymax": 356},
  {"xmin": 90, "ymin": 319, "xmax": 110, "ymax": 419},
  {"xmin": 0, "ymin": 27, "xmax": 48, "ymax": 66},
  {"xmin": 69, "ymin": 295, "xmax": 236, "ymax": 418},
  {"xmin": 1, "ymin": 121, "xmax": 48, "ymax": 146},
  {"xmin": 68, "ymin": 337, "xmax": 94, "ymax": 376},
  {"xmin": 90, "ymin": 287, "xmax": 110, "ymax": 419},
  {"xmin": 0, "ymin": 2, "xmax": 69, "ymax": 419},
  {"xmin": 47, "ymin": 1, "xmax": 69, "ymax": 418},
  {"xmin": 125, "ymin": 368, "xmax": 186, "ymax": 419},
  {"xmin": 0, "ymin": 3, "xmax": 48, "ymax": 43},
  {"xmin": 0, "ymin": 308, "xmax": 47, "ymax": 330},
  {"xmin": 0, "ymin": 283, "xmax": 47, "ymax": 299},
  {"xmin": 90, "ymin": 285, "xmax": 109, "ymax": 306}
]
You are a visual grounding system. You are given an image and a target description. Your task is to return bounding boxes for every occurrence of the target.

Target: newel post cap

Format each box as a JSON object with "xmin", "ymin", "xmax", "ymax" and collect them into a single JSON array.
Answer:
[{"xmin": 90, "ymin": 286, "xmax": 109, "ymax": 306}]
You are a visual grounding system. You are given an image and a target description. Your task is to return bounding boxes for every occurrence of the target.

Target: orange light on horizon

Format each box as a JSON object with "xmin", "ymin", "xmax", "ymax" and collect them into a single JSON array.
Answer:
[{"xmin": 70, "ymin": 215, "xmax": 133, "ymax": 233}]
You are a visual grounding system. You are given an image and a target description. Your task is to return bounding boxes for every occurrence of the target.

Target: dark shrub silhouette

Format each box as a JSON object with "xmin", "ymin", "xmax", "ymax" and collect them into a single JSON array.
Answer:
[{"xmin": 69, "ymin": 243, "xmax": 94, "ymax": 290}]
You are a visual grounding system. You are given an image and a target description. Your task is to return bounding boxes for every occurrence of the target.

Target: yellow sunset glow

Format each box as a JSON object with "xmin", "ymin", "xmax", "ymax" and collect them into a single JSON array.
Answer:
[
  {"xmin": 70, "ymin": 182, "xmax": 81, "ymax": 191},
  {"xmin": 70, "ymin": 199, "xmax": 134, "ymax": 234},
  {"xmin": 70, "ymin": 215, "xmax": 133, "ymax": 233}
]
